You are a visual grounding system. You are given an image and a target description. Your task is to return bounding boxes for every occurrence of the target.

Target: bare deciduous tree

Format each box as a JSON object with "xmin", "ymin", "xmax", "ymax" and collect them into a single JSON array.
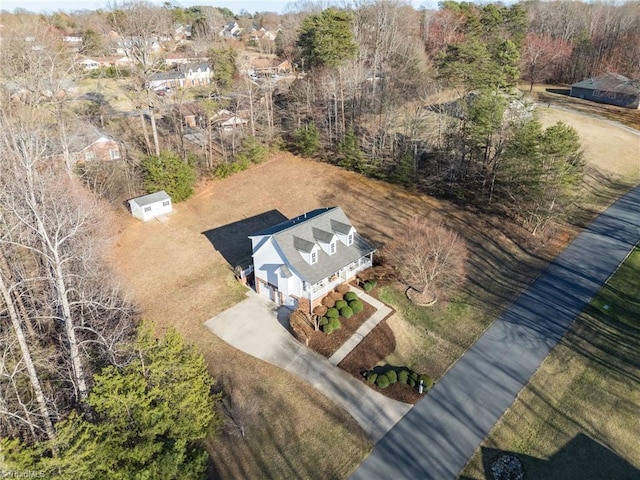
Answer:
[{"xmin": 386, "ymin": 218, "xmax": 467, "ymax": 304}]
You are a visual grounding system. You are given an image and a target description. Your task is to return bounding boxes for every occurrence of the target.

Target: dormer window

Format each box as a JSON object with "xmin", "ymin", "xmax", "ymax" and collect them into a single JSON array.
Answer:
[
  {"xmin": 347, "ymin": 233, "xmax": 354, "ymax": 246},
  {"xmin": 330, "ymin": 241, "xmax": 336, "ymax": 254},
  {"xmin": 311, "ymin": 251, "xmax": 317, "ymax": 264}
]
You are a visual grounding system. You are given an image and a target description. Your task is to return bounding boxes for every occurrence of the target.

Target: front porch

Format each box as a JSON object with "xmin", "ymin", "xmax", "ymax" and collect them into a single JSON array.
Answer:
[{"xmin": 303, "ymin": 254, "xmax": 373, "ymax": 311}]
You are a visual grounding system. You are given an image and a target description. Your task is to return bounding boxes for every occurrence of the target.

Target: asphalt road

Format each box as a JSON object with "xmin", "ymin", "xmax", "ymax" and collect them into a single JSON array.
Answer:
[{"xmin": 350, "ymin": 184, "xmax": 640, "ymax": 480}]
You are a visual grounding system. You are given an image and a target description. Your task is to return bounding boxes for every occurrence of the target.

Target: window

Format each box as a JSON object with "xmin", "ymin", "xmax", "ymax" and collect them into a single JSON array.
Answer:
[
  {"xmin": 109, "ymin": 149, "xmax": 121, "ymax": 160},
  {"xmin": 144, "ymin": 206, "xmax": 152, "ymax": 212},
  {"xmin": 162, "ymin": 200, "xmax": 170, "ymax": 207},
  {"xmin": 347, "ymin": 233, "xmax": 354, "ymax": 246},
  {"xmin": 84, "ymin": 151, "xmax": 96, "ymax": 161},
  {"xmin": 310, "ymin": 251, "xmax": 317, "ymax": 264},
  {"xmin": 329, "ymin": 242, "xmax": 336, "ymax": 254}
]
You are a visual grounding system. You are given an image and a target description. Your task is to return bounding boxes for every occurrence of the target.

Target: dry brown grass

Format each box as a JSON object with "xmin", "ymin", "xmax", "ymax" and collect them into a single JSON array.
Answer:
[{"xmin": 108, "ymin": 110, "xmax": 633, "ymax": 479}]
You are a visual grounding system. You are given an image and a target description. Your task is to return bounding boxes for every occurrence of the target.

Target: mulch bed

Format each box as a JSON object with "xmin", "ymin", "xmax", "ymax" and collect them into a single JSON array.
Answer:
[
  {"xmin": 338, "ymin": 318, "xmax": 423, "ymax": 405},
  {"xmin": 307, "ymin": 301, "xmax": 376, "ymax": 357}
]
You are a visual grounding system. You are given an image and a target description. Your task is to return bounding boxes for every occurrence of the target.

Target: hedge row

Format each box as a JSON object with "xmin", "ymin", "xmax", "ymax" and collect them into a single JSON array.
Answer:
[
  {"xmin": 364, "ymin": 366, "xmax": 433, "ymax": 392},
  {"xmin": 318, "ymin": 288, "xmax": 364, "ymax": 329}
]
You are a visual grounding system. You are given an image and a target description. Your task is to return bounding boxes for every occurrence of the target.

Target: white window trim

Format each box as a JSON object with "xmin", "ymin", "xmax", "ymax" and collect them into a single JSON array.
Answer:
[
  {"xmin": 347, "ymin": 233, "xmax": 354, "ymax": 246},
  {"xmin": 310, "ymin": 251, "xmax": 317, "ymax": 264},
  {"xmin": 329, "ymin": 241, "xmax": 336, "ymax": 254}
]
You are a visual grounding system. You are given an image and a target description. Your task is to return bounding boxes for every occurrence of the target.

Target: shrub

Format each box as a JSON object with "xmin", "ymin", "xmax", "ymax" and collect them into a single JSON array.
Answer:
[
  {"xmin": 290, "ymin": 123, "xmax": 320, "ymax": 157},
  {"xmin": 313, "ymin": 305, "xmax": 328, "ymax": 316},
  {"xmin": 322, "ymin": 296, "xmax": 336, "ymax": 308},
  {"xmin": 142, "ymin": 151, "xmax": 196, "ymax": 202},
  {"xmin": 344, "ymin": 291, "xmax": 358, "ymax": 302},
  {"xmin": 387, "ymin": 370, "xmax": 398, "ymax": 384},
  {"xmin": 375, "ymin": 374, "xmax": 390, "ymax": 389},
  {"xmin": 409, "ymin": 372, "xmax": 418, "ymax": 382},
  {"xmin": 349, "ymin": 299, "xmax": 364, "ymax": 313},
  {"xmin": 329, "ymin": 317, "xmax": 341, "ymax": 331},
  {"xmin": 336, "ymin": 284, "xmax": 351, "ymax": 295},
  {"xmin": 366, "ymin": 372, "xmax": 377, "ymax": 384},
  {"xmin": 326, "ymin": 308, "xmax": 339, "ymax": 318},
  {"xmin": 335, "ymin": 300, "xmax": 348, "ymax": 310},
  {"xmin": 398, "ymin": 369, "xmax": 410, "ymax": 383},
  {"xmin": 418, "ymin": 374, "xmax": 434, "ymax": 390},
  {"xmin": 322, "ymin": 322, "xmax": 334, "ymax": 334},
  {"xmin": 408, "ymin": 378, "xmax": 416, "ymax": 388},
  {"xmin": 235, "ymin": 136, "xmax": 268, "ymax": 165},
  {"xmin": 339, "ymin": 306, "xmax": 353, "ymax": 318},
  {"xmin": 329, "ymin": 291, "xmax": 343, "ymax": 302},
  {"xmin": 319, "ymin": 317, "xmax": 329, "ymax": 327},
  {"xmin": 363, "ymin": 280, "xmax": 377, "ymax": 292}
]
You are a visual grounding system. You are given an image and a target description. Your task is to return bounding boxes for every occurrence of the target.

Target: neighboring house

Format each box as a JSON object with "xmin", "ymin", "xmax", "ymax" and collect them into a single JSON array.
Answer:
[
  {"xmin": 179, "ymin": 62, "xmax": 211, "ymax": 87},
  {"xmin": 78, "ymin": 58, "xmax": 100, "ymax": 70},
  {"xmin": 148, "ymin": 70, "xmax": 185, "ymax": 90},
  {"xmin": 209, "ymin": 109, "xmax": 248, "ymax": 133},
  {"xmin": 570, "ymin": 73, "xmax": 640, "ymax": 109},
  {"xmin": 128, "ymin": 191, "xmax": 172, "ymax": 222},
  {"xmin": 219, "ymin": 21, "xmax": 243, "ymax": 39},
  {"xmin": 164, "ymin": 52, "xmax": 207, "ymax": 66},
  {"xmin": 46, "ymin": 125, "xmax": 123, "ymax": 164},
  {"xmin": 249, "ymin": 207, "xmax": 375, "ymax": 311}
]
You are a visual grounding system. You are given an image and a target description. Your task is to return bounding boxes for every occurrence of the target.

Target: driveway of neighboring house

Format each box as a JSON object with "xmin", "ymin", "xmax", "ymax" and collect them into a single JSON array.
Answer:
[{"xmin": 205, "ymin": 291, "xmax": 412, "ymax": 443}]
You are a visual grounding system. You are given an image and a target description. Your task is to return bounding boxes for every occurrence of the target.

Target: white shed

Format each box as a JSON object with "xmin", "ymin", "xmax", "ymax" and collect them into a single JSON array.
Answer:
[{"xmin": 128, "ymin": 191, "xmax": 173, "ymax": 222}]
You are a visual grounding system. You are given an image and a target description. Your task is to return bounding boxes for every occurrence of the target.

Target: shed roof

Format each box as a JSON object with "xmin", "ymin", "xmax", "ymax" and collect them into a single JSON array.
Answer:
[
  {"xmin": 129, "ymin": 190, "xmax": 171, "ymax": 207},
  {"xmin": 571, "ymin": 73, "xmax": 640, "ymax": 96}
]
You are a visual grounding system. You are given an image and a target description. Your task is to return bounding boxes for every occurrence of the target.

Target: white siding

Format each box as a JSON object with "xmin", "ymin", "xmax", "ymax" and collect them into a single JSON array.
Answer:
[{"xmin": 129, "ymin": 197, "xmax": 172, "ymax": 222}]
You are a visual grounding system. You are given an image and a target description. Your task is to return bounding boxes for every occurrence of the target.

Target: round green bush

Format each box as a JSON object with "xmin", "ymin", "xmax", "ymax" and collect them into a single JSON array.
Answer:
[
  {"xmin": 322, "ymin": 322, "xmax": 334, "ymax": 334},
  {"xmin": 408, "ymin": 378, "xmax": 416, "ymax": 388},
  {"xmin": 398, "ymin": 370, "xmax": 409, "ymax": 383},
  {"xmin": 319, "ymin": 317, "xmax": 329, "ymax": 327},
  {"xmin": 339, "ymin": 306, "xmax": 354, "ymax": 318},
  {"xmin": 326, "ymin": 307, "xmax": 339, "ymax": 318},
  {"xmin": 409, "ymin": 372, "xmax": 419, "ymax": 382},
  {"xmin": 349, "ymin": 299, "xmax": 364, "ymax": 313},
  {"xmin": 366, "ymin": 372, "xmax": 377, "ymax": 384},
  {"xmin": 418, "ymin": 374, "xmax": 434, "ymax": 390},
  {"xmin": 344, "ymin": 291, "xmax": 358, "ymax": 302},
  {"xmin": 335, "ymin": 300, "xmax": 348, "ymax": 310},
  {"xmin": 375, "ymin": 374, "xmax": 390, "ymax": 389},
  {"xmin": 363, "ymin": 280, "xmax": 377, "ymax": 292},
  {"xmin": 387, "ymin": 370, "xmax": 398, "ymax": 384},
  {"xmin": 330, "ymin": 317, "xmax": 341, "ymax": 331}
]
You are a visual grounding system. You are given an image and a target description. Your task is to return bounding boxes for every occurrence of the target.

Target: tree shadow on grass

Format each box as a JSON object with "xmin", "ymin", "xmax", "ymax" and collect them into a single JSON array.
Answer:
[{"xmin": 460, "ymin": 434, "xmax": 640, "ymax": 480}]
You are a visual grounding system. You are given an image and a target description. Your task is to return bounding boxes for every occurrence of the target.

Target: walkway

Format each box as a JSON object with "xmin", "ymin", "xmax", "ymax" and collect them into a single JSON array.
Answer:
[
  {"xmin": 205, "ymin": 291, "xmax": 411, "ymax": 443},
  {"xmin": 328, "ymin": 287, "xmax": 392, "ymax": 365},
  {"xmin": 350, "ymin": 184, "xmax": 640, "ymax": 479}
]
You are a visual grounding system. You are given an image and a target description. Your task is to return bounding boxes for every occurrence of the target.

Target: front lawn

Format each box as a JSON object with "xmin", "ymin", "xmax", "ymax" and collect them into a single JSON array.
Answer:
[{"xmin": 461, "ymin": 248, "xmax": 640, "ymax": 479}]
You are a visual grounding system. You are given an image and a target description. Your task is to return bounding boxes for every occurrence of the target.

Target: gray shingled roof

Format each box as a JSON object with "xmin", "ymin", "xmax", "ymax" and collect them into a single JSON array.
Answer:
[
  {"xmin": 130, "ymin": 190, "xmax": 170, "ymax": 207},
  {"xmin": 571, "ymin": 73, "xmax": 640, "ymax": 96},
  {"xmin": 268, "ymin": 207, "xmax": 375, "ymax": 285}
]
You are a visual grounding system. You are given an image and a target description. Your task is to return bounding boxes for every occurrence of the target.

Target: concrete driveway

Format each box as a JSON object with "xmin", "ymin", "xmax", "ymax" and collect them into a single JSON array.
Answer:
[{"xmin": 205, "ymin": 291, "xmax": 412, "ymax": 443}]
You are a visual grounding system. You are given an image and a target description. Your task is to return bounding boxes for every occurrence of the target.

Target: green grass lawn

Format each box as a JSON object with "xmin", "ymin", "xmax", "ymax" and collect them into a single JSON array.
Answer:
[
  {"xmin": 460, "ymin": 248, "xmax": 640, "ymax": 479},
  {"xmin": 379, "ymin": 286, "xmax": 492, "ymax": 379}
]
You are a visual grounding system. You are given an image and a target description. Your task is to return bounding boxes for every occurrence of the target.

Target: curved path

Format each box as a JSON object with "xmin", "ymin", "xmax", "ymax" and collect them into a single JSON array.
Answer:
[{"xmin": 351, "ymin": 184, "xmax": 640, "ymax": 480}]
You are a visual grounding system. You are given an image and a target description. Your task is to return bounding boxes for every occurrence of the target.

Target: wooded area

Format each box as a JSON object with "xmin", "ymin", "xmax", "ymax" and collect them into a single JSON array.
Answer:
[{"xmin": 0, "ymin": 0, "xmax": 638, "ymax": 477}]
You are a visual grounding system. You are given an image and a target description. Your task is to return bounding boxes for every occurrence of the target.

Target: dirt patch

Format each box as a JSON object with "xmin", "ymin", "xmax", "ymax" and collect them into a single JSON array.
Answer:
[{"xmin": 307, "ymin": 301, "xmax": 376, "ymax": 357}]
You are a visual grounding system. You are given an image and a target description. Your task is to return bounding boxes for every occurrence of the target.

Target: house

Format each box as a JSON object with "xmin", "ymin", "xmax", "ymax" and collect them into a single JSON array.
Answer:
[
  {"xmin": 128, "ymin": 191, "xmax": 173, "ymax": 222},
  {"xmin": 46, "ymin": 125, "xmax": 122, "ymax": 164},
  {"xmin": 148, "ymin": 70, "xmax": 185, "ymax": 90},
  {"xmin": 249, "ymin": 207, "xmax": 375, "ymax": 311},
  {"xmin": 570, "ymin": 73, "xmax": 640, "ymax": 109},
  {"xmin": 179, "ymin": 61, "xmax": 211, "ymax": 87},
  {"xmin": 209, "ymin": 109, "xmax": 248, "ymax": 133},
  {"xmin": 219, "ymin": 22, "xmax": 243, "ymax": 39},
  {"xmin": 78, "ymin": 58, "xmax": 100, "ymax": 71}
]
